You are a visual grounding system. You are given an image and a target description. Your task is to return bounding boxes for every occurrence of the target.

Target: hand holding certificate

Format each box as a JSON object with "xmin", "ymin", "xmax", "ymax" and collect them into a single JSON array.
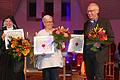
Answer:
[
  {"xmin": 34, "ymin": 36, "xmax": 55, "ymax": 55},
  {"xmin": 4, "ymin": 29, "xmax": 24, "ymax": 49}
]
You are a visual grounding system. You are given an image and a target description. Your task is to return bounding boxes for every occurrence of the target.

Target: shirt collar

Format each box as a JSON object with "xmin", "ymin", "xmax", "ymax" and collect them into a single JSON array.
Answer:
[{"xmin": 7, "ymin": 26, "xmax": 13, "ymax": 30}]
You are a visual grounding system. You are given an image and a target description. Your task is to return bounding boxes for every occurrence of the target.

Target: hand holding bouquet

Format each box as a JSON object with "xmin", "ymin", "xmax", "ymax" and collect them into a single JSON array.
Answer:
[
  {"xmin": 52, "ymin": 26, "xmax": 71, "ymax": 49},
  {"xmin": 87, "ymin": 24, "xmax": 111, "ymax": 52}
]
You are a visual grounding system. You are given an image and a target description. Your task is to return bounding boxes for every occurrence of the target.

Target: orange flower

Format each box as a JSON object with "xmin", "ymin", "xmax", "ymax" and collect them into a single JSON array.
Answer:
[
  {"xmin": 22, "ymin": 39, "xmax": 30, "ymax": 45},
  {"xmin": 11, "ymin": 43, "xmax": 16, "ymax": 48},
  {"xmin": 17, "ymin": 52, "xmax": 21, "ymax": 57},
  {"xmin": 16, "ymin": 48, "xmax": 20, "ymax": 53},
  {"xmin": 59, "ymin": 26, "xmax": 66, "ymax": 33},
  {"xmin": 55, "ymin": 30, "xmax": 60, "ymax": 34},
  {"xmin": 87, "ymin": 24, "xmax": 108, "ymax": 41},
  {"xmin": 23, "ymin": 46, "xmax": 29, "ymax": 49},
  {"xmin": 64, "ymin": 33, "xmax": 69, "ymax": 37},
  {"xmin": 23, "ymin": 49, "xmax": 30, "ymax": 56},
  {"xmin": 87, "ymin": 24, "xmax": 111, "ymax": 52},
  {"xmin": 11, "ymin": 40, "xmax": 15, "ymax": 44},
  {"xmin": 8, "ymin": 36, "xmax": 32, "ymax": 63}
]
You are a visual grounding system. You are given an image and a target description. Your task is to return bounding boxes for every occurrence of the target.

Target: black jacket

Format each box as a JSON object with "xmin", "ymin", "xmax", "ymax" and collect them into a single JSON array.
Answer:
[{"xmin": 83, "ymin": 17, "xmax": 114, "ymax": 63}]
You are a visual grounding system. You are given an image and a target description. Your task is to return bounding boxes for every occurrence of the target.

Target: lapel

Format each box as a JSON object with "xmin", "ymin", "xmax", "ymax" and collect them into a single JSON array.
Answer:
[{"xmin": 86, "ymin": 20, "xmax": 97, "ymax": 32}]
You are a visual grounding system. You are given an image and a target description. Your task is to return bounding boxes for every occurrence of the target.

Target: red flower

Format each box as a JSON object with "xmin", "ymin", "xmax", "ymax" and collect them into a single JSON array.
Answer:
[
  {"xmin": 16, "ymin": 48, "xmax": 20, "ymax": 53},
  {"xmin": 87, "ymin": 24, "xmax": 111, "ymax": 52}
]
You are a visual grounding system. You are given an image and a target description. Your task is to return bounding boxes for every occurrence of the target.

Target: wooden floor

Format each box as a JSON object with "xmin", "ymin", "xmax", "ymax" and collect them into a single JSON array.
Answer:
[
  {"xmin": 26, "ymin": 70, "xmax": 82, "ymax": 80},
  {"xmin": 26, "ymin": 68, "xmax": 120, "ymax": 80}
]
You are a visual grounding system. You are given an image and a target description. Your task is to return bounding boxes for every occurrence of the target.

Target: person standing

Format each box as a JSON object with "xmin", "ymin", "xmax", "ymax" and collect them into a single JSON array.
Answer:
[
  {"xmin": 35, "ymin": 15, "xmax": 63, "ymax": 80},
  {"xmin": 0, "ymin": 16, "xmax": 24, "ymax": 80},
  {"xmin": 117, "ymin": 42, "xmax": 120, "ymax": 68},
  {"xmin": 83, "ymin": 2, "xmax": 114, "ymax": 80}
]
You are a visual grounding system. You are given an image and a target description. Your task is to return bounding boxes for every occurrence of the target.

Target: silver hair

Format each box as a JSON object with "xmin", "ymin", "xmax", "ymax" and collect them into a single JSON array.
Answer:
[
  {"xmin": 88, "ymin": 2, "xmax": 99, "ymax": 11},
  {"xmin": 42, "ymin": 15, "xmax": 53, "ymax": 22}
]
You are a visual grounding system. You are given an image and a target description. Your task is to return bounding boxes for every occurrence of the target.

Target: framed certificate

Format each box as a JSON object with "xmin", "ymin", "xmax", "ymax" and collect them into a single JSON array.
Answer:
[
  {"xmin": 68, "ymin": 34, "xmax": 84, "ymax": 53},
  {"xmin": 4, "ymin": 29, "xmax": 24, "ymax": 49},
  {"xmin": 34, "ymin": 36, "xmax": 55, "ymax": 55}
]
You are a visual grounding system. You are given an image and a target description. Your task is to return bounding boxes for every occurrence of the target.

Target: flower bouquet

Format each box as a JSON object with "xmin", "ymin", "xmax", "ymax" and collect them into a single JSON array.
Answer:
[
  {"xmin": 52, "ymin": 26, "xmax": 71, "ymax": 49},
  {"xmin": 86, "ymin": 24, "xmax": 112, "ymax": 52},
  {"xmin": 8, "ymin": 36, "xmax": 32, "ymax": 62}
]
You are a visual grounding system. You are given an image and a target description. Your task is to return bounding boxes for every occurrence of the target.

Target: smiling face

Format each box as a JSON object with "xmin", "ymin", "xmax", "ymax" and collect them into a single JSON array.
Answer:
[
  {"xmin": 87, "ymin": 3, "xmax": 99, "ymax": 20},
  {"xmin": 42, "ymin": 15, "xmax": 53, "ymax": 30},
  {"xmin": 4, "ymin": 18, "xmax": 13, "ymax": 28}
]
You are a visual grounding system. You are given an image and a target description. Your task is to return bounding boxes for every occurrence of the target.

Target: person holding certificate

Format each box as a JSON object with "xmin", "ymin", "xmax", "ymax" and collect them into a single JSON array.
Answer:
[
  {"xmin": 36, "ymin": 15, "xmax": 63, "ymax": 80},
  {"xmin": 0, "ymin": 16, "xmax": 24, "ymax": 80}
]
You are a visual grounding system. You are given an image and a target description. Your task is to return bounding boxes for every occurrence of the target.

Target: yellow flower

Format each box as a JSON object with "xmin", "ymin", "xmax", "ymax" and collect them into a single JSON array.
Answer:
[
  {"xmin": 8, "ymin": 36, "xmax": 32, "ymax": 63},
  {"xmin": 23, "ymin": 49, "xmax": 30, "ymax": 56},
  {"xmin": 11, "ymin": 43, "xmax": 16, "ymax": 48},
  {"xmin": 16, "ymin": 48, "xmax": 20, "ymax": 53}
]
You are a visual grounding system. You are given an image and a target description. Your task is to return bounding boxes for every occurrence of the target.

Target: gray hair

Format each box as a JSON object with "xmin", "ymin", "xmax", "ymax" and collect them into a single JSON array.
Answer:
[
  {"xmin": 88, "ymin": 2, "xmax": 99, "ymax": 12},
  {"xmin": 42, "ymin": 15, "xmax": 53, "ymax": 23}
]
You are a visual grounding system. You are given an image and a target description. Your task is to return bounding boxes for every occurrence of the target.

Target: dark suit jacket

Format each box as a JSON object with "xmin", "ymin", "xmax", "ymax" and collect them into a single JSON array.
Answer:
[{"xmin": 83, "ymin": 17, "xmax": 114, "ymax": 63}]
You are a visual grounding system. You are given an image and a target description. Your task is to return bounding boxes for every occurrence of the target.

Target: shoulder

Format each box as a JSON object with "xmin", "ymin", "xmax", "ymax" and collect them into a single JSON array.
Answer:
[
  {"xmin": 84, "ymin": 20, "xmax": 89, "ymax": 24},
  {"xmin": 37, "ymin": 29, "xmax": 45, "ymax": 36},
  {"xmin": 84, "ymin": 20, "xmax": 89, "ymax": 25},
  {"xmin": 1, "ymin": 26, "xmax": 7, "ymax": 31},
  {"xmin": 84, "ymin": 20, "xmax": 89, "ymax": 29},
  {"xmin": 98, "ymin": 17, "xmax": 111, "ymax": 24},
  {"xmin": 38, "ymin": 29, "xmax": 45, "ymax": 33},
  {"xmin": 97, "ymin": 17, "xmax": 112, "ymax": 28}
]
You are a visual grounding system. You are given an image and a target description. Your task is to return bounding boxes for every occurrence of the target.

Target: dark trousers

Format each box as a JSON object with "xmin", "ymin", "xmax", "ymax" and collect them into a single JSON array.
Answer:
[
  {"xmin": 84, "ymin": 53, "xmax": 104, "ymax": 80},
  {"xmin": 0, "ymin": 54, "xmax": 15, "ymax": 80},
  {"xmin": 42, "ymin": 67, "xmax": 59, "ymax": 80}
]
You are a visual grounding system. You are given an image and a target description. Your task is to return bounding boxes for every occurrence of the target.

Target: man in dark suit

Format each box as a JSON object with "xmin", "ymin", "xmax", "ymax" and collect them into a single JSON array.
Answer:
[{"xmin": 83, "ymin": 2, "xmax": 114, "ymax": 80}]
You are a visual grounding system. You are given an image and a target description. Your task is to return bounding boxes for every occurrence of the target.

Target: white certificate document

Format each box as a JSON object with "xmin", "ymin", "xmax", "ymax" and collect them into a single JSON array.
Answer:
[
  {"xmin": 4, "ymin": 29, "xmax": 24, "ymax": 49},
  {"xmin": 34, "ymin": 36, "xmax": 55, "ymax": 55},
  {"xmin": 68, "ymin": 34, "xmax": 84, "ymax": 53}
]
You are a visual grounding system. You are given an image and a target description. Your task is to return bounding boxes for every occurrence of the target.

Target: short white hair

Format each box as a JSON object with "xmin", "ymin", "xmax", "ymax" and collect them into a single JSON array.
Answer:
[
  {"xmin": 88, "ymin": 2, "xmax": 99, "ymax": 13},
  {"xmin": 42, "ymin": 15, "xmax": 53, "ymax": 22}
]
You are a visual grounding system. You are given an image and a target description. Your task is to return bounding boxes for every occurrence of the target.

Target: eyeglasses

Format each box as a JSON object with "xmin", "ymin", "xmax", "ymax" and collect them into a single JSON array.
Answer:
[
  {"xmin": 87, "ymin": 9, "xmax": 96, "ymax": 13},
  {"xmin": 44, "ymin": 21, "xmax": 53, "ymax": 23}
]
